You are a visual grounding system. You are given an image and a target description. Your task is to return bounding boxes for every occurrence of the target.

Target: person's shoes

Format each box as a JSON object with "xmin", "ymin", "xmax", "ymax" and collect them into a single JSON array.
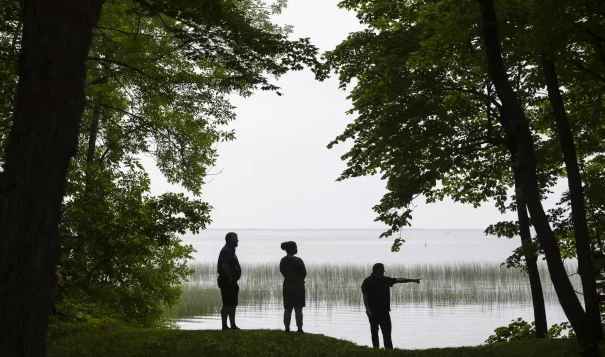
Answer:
[
  {"xmin": 230, "ymin": 325, "xmax": 241, "ymax": 330},
  {"xmin": 222, "ymin": 325, "xmax": 230, "ymax": 330},
  {"xmin": 297, "ymin": 328, "xmax": 304, "ymax": 334},
  {"xmin": 285, "ymin": 327, "xmax": 290, "ymax": 332}
]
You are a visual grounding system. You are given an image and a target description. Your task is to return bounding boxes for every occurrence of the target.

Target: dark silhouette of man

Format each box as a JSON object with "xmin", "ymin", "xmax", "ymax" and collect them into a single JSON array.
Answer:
[
  {"xmin": 361, "ymin": 263, "xmax": 421, "ymax": 349},
  {"xmin": 217, "ymin": 232, "xmax": 241, "ymax": 330}
]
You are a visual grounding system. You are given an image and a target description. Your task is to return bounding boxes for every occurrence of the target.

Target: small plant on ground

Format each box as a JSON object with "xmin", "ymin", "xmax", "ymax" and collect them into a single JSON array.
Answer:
[{"xmin": 485, "ymin": 318, "xmax": 576, "ymax": 344}]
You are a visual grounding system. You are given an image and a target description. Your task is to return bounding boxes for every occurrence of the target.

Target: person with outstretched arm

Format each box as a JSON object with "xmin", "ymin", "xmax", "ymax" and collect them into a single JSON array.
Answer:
[
  {"xmin": 279, "ymin": 241, "xmax": 307, "ymax": 333},
  {"xmin": 217, "ymin": 232, "xmax": 242, "ymax": 330},
  {"xmin": 361, "ymin": 263, "xmax": 421, "ymax": 349}
]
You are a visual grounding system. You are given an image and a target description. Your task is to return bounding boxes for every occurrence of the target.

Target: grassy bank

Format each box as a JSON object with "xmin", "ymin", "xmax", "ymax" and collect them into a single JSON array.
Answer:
[
  {"xmin": 48, "ymin": 327, "xmax": 581, "ymax": 357},
  {"xmin": 168, "ymin": 261, "xmax": 581, "ymax": 318}
]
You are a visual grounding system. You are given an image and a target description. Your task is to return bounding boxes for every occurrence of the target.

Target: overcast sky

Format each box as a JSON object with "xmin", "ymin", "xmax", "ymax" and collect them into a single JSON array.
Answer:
[{"xmin": 142, "ymin": 0, "xmax": 567, "ymax": 229}]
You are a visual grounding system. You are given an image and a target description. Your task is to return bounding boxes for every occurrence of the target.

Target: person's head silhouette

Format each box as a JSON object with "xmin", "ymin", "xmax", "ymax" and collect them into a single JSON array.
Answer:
[
  {"xmin": 281, "ymin": 241, "xmax": 298, "ymax": 255},
  {"xmin": 225, "ymin": 232, "xmax": 239, "ymax": 248},
  {"xmin": 372, "ymin": 263, "xmax": 385, "ymax": 276}
]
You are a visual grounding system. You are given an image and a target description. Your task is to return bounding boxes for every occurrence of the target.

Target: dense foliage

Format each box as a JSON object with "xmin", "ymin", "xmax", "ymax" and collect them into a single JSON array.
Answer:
[
  {"xmin": 319, "ymin": 0, "xmax": 604, "ymax": 252},
  {"xmin": 485, "ymin": 318, "xmax": 575, "ymax": 344},
  {"xmin": 0, "ymin": 0, "xmax": 319, "ymax": 329},
  {"xmin": 318, "ymin": 0, "xmax": 605, "ymax": 346}
]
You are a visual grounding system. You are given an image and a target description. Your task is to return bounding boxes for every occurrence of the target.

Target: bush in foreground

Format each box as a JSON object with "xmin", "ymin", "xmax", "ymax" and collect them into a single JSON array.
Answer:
[
  {"xmin": 485, "ymin": 318, "xmax": 575, "ymax": 344},
  {"xmin": 48, "ymin": 326, "xmax": 583, "ymax": 357}
]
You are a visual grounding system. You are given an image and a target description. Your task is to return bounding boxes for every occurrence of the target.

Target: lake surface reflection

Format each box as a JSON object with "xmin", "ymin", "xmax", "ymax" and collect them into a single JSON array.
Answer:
[
  {"xmin": 178, "ymin": 303, "xmax": 568, "ymax": 349},
  {"xmin": 174, "ymin": 229, "xmax": 573, "ymax": 349}
]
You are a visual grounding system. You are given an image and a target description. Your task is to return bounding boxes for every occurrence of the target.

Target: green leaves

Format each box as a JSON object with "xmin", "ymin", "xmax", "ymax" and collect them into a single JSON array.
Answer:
[
  {"xmin": 0, "ymin": 0, "xmax": 321, "ymax": 327},
  {"xmin": 321, "ymin": 0, "xmax": 605, "ymax": 257},
  {"xmin": 0, "ymin": 0, "xmax": 19, "ymax": 164},
  {"xmin": 485, "ymin": 318, "xmax": 537, "ymax": 344},
  {"xmin": 81, "ymin": 0, "xmax": 311, "ymax": 194},
  {"xmin": 322, "ymin": 1, "xmax": 517, "ymax": 244},
  {"xmin": 485, "ymin": 221, "xmax": 520, "ymax": 239},
  {"xmin": 485, "ymin": 318, "xmax": 575, "ymax": 344},
  {"xmin": 59, "ymin": 170, "xmax": 204, "ymax": 326}
]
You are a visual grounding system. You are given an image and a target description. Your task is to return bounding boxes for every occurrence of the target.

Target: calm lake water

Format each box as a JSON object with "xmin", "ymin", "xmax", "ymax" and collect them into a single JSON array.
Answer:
[{"xmin": 174, "ymin": 229, "xmax": 572, "ymax": 349}]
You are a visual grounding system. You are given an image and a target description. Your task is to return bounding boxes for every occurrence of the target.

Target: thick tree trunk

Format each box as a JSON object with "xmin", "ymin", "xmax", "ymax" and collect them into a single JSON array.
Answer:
[
  {"xmin": 0, "ymin": 1, "xmax": 105, "ymax": 356},
  {"xmin": 514, "ymin": 172, "xmax": 548, "ymax": 338},
  {"xmin": 542, "ymin": 56, "xmax": 604, "ymax": 343},
  {"xmin": 477, "ymin": 0, "xmax": 598, "ymax": 353}
]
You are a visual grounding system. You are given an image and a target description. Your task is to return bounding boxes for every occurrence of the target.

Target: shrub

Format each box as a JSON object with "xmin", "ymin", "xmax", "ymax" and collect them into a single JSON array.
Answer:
[{"xmin": 485, "ymin": 318, "xmax": 575, "ymax": 344}]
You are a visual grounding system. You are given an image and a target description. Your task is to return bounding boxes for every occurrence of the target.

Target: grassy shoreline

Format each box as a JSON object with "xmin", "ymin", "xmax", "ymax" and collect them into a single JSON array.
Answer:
[
  {"xmin": 168, "ymin": 261, "xmax": 581, "ymax": 318},
  {"xmin": 48, "ymin": 327, "xmax": 582, "ymax": 357}
]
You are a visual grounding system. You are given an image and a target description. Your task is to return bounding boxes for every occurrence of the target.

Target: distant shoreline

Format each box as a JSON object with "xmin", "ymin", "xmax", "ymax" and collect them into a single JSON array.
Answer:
[{"xmin": 203, "ymin": 228, "xmax": 485, "ymax": 231}]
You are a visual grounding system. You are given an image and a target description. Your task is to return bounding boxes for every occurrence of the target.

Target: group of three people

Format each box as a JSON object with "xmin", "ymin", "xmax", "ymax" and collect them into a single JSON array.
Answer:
[{"xmin": 216, "ymin": 232, "xmax": 422, "ymax": 349}]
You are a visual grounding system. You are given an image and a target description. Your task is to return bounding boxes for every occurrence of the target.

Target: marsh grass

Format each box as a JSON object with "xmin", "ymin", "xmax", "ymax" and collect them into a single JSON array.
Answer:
[{"xmin": 166, "ymin": 262, "xmax": 581, "ymax": 319}]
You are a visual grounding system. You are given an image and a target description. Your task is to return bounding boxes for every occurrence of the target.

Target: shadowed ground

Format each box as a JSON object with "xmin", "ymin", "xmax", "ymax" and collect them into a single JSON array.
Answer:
[{"xmin": 48, "ymin": 327, "xmax": 585, "ymax": 357}]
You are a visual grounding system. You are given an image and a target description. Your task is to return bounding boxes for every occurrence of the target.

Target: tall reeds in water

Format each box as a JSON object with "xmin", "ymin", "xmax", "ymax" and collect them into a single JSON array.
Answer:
[{"xmin": 166, "ymin": 262, "xmax": 581, "ymax": 319}]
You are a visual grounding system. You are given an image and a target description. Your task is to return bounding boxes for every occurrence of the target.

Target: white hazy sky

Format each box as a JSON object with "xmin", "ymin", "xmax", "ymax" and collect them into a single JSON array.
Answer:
[{"xmin": 142, "ymin": 0, "xmax": 567, "ymax": 229}]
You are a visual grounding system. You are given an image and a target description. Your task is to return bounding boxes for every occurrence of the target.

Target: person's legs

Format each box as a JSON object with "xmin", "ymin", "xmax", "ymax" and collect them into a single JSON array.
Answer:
[
  {"xmin": 228, "ymin": 306, "xmax": 238, "ymax": 329},
  {"xmin": 219, "ymin": 278, "xmax": 229, "ymax": 329},
  {"xmin": 294, "ymin": 307, "xmax": 303, "ymax": 332},
  {"xmin": 368, "ymin": 315, "xmax": 380, "ymax": 348},
  {"xmin": 228, "ymin": 283, "xmax": 240, "ymax": 329},
  {"xmin": 220, "ymin": 305, "xmax": 229, "ymax": 329},
  {"xmin": 284, "ymin": 307, "xmax": 293, "ymax": 331},
  {"xmin": 220, "ymin": 282, "xmax": 240, "ymax": 329},
  {"xmin": 379, "ymin": 313, "xmax": 393, "ymax": 349}
]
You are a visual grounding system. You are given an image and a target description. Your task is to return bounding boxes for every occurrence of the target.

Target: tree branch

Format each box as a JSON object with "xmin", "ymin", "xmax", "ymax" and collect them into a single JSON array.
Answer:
[
  {"xmin": 454, "ymin": 142, "xmax": 498, "ymax": 154},
  {"xmin": 564, "ymin": 58, "xmax": 605, "ymax": 84},
  {"xmin": 62, "ymin": 190, "xmax": 117, "ymax": 213},
  {"xmin": 586, "ymin": 28, "xmax": 605, "ymax": 45},
  {"xmin": 442, "ymin": 85, "xmax": 503, "ymax": 110},
  {"xmin": 417, "ymin": 72, "xmax": 503, "ymax": 110},
  {"xmin": 100, "ymin": 104, "xmax": 182, "ymax": 155},
  {"xmin": 87, "ymin": 56, "xmax": 157, "ymax": 80},
  {"xmin": 99, "ymin": 146, "xmax": 111, "ymax": 164},
  {"xmin": 60, "ymin": 235, "xmax": 88, "ymax": 240},
  {"xmin": 95, "ymin": 25, "xmax": 154, "ymax": 37}
]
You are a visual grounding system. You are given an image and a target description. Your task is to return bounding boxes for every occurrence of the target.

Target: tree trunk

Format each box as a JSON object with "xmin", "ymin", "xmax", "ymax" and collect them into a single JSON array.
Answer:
[
  {"xmin": 498, "ymin": 112, "xmax": 548, "ymax": 338},
  {"xmin": 514, "ymin": 170, "xmax": 548, "ymax": 338},
  {"xmin": 86, "ymin": 96, "xmax": 103, "ymax": 167},
  {"xmin": 542, "ymin": 56, "xmax": 604, "ymax": 343},
  {"xmin": 0, "ymin": 1, "xmax": 105, "ymax": 356},
  {"xmin": 477, "ymin": 0, "xmax": 598, "ymax": 353},
  {"xmin": 85, "ymin": 94, "xmax": 104, "ymax": 190}
]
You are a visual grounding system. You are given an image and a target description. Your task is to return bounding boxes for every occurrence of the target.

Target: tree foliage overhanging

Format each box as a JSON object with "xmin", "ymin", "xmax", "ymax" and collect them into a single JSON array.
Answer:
[
  {"xmin": 319, "ymin": 0, "xmax": 605, "ymax": 257},
  {"xmin": 318, "ymin": 0, "xmax": 605, "ymax": 347},
  {"xmin": 0, "ymin": 0, "xmax": 319, "ymax": 328}
]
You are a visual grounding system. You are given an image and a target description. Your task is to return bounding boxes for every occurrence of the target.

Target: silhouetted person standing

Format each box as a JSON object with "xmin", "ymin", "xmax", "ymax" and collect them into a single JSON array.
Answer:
[
  {"xmin": 217, "ymin": 232, "xmax": 242, "ymax": 330},
  {"xmin": 361, "ymin": 263, "xmax": 421, "ymax": 349},
  {"xmin": 280, "ymin": 241, "xmax": 306, "ymax": 333}
]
